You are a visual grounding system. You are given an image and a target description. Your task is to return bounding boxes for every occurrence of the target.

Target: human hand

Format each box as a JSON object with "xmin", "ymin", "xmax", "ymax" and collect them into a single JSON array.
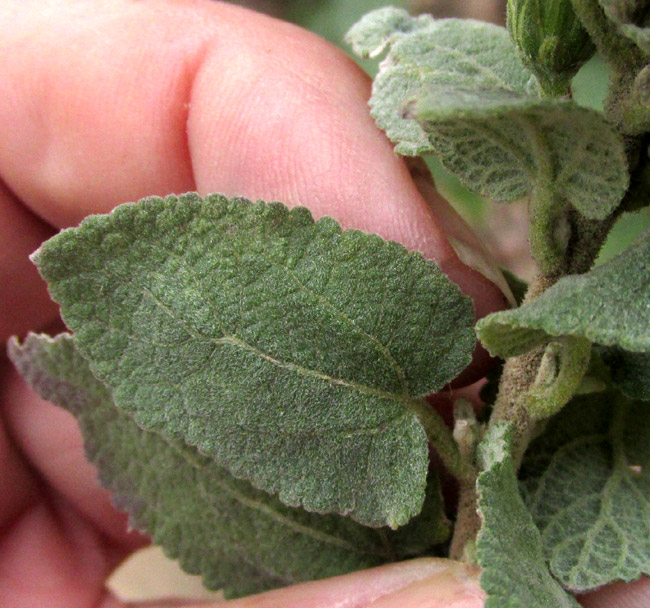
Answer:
[{"xmin": 0, "ymin": 1, "xmax": 647, "ymax": 606}]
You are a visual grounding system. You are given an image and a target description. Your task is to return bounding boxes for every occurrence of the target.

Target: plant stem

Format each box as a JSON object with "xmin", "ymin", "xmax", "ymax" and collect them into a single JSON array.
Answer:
[
  {"xmin": 569, "ymin": 0, "xmax": 644, "ymax": 73},
  {"xmin": 449, "ymin": 215, "xmax": 612, "ymax": 559},
  {"xmin": 410, "ymin": 398, "xmax": 474, "ymax": 482},
  {"xmin": 449, "ymin": 481, "xmax": 480, "ymax": 562},
  {"xmin": 528, "ymin": 186, "xmax": 570, "ymax": 277}
]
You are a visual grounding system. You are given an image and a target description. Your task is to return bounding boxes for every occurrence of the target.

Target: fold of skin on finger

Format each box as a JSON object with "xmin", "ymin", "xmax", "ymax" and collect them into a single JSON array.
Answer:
[
  {"xmin": 0, "ymin": 0, "xmax": 508, "ymax": 336},
  {"xmin": 0, "ymin": 181, "xmax": 59, "ymax": 345},
  {"xmin": 0, "ymin": 402, "xmax": 40, "ymax": 533}
]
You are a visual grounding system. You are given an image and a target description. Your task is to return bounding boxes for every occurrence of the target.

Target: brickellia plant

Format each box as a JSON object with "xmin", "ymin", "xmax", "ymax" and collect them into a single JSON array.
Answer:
[{"xmin": 7, "ymin": 1, "xmax": 650, "ymax": 605}]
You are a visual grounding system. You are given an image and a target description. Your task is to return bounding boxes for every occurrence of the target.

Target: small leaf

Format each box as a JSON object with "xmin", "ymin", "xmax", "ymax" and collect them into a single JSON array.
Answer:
[
  {"xmin": 32, "ymin": 193, "xmax": 475, "ymax": 528},
  {"xmin": 520, "ymin": 391, "xmax": 650, "ymax": 591},
  {"xmin": 477, "ymin": 228, "xmax": 650, "ymax": 357},
  {"xmin": 357, "ymin": 12, "xmax": 531, "ymax": 158},
  {"xmin": 524, "ymin": 336, "xmax": 591, "ymax": 420},
  {"xmin": 8, "ymin": 333, "xmax": 449, "ymax": 598},
  {"xmin": 476, "ymin": 424, "xmax": 581, "ymax": 608},
  {"xmin": 349, "ymin": 10, "xmax": 628, "ymax": 217},
  {"xmin": 345, "ymin": 6, "xmax": 428, "ymax": 58}
]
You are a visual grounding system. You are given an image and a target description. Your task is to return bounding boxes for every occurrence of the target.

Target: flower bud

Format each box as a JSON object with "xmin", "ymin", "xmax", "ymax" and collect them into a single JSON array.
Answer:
[{"xmin": 507, "ymin": 0, "xmax": 596, "ymax": 95}]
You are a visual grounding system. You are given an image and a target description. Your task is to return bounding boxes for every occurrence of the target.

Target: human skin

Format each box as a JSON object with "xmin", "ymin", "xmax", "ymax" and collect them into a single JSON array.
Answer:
[{"xmin": 0, "ymin": 1, "xmax": 648, "ymax": 606}]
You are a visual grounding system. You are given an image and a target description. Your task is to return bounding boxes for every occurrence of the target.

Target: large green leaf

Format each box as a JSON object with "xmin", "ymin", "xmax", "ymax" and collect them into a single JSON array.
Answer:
[
  {"xmin": 33, "ymin": 193, "xmax": 475, "ymax": 528},
  {"xmin": 347, "ymin": 8, "xmax": 628, "ymax": 217},
  {"xmin": 520, "ymin": 392, "xmax": 650, "ymax": 591},
  {"xmin": 602, "ymin": 348, "xmax": 650, "ymax": 400},
  {"xmin": 8, "ymin": 333, "xmax": 449, "ymax": 598},
  {"xmin": 477, "ymin": 228, "xmax": 650, "ymax": 358},
  {"xmin": 476, "ymin": 424, "xmax": 580, "ymax": 607}
]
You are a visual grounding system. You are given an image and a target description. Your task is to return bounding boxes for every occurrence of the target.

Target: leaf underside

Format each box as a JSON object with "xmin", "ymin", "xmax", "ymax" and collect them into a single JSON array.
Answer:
[
  {"xmin": 476, "ymin": 228, "xmax": 650, "ymax": 358},
  {"xmin": 347, "ymin": 8, "xmax": 628, "ymax": 217},
  {"xmin": 8, "ymin": 333, "xmax": 449, "ymax": 598},
  {"xmin": 32, "ymin": 192, "xmax": 475, "ymax": 528},
  {"xmin": 520, "ymin": 392, "xmax": 650, "ymax": 591},
  {"xmin": 476, "ymin": 424, "xmax": 580, "ymax": 608}
]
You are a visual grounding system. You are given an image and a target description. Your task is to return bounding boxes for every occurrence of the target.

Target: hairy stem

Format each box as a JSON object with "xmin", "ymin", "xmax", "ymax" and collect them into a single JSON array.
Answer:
[
  {"xmin": 570, "ymin": 0, "xmax": 644, "ymax": 73},
  {"xmin": 449, "ymin": 481, "xmax": 480, "ymax": 562},
  {"xmin": 410, "ymin": 398, "xmax": 473, "ymax": 482},
  {"xmin": 450, "ymin": 215, "xmax": 612, "ymax": 559}
]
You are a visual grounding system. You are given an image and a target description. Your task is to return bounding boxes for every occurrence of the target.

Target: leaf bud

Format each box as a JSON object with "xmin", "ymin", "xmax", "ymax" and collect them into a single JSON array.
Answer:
[{"xmin": 507, "ymin": 0, "xmax": 596, "ymax": 95}]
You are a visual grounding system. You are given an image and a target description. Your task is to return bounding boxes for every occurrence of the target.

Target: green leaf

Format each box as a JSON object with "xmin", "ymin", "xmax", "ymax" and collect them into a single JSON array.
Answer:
[
  {"xmin": 476, "ymin": 424, "xmax": 581, "ymax": 608},
  {"xmin": 476, "ymin": 228, "xmax": 650, "ymax": 358},
  {"xmin": 32, "ymin": 193, "xmax": 475, "ymax": 528},
  {"xmin": 409, "ymin": 97, "xmax": 627, "ymax": 218},
  {"xmin": 352, "ymin": 9, "xmax": 531, "ymax": 158},
  {"xmin": 520, "ymin": 392, "xmax": 650, "ymax": 591},
  {"xmin": 8, "ymin": 332, "xmax": 449, "ymax": 598},
  {"xmin": 345, "ymin": 6, "xmax": 430, "ymax": 59},
  {"xmin": 523, "ymin": 336, "xmax": 592, "ymax": 420},
  {"xmin": 349, "ymin": 9, "xmax": 628, "ymax": 217},
  {"xmin": 602, "ymin": 348, "xmax": 650, "ymax": 400}
]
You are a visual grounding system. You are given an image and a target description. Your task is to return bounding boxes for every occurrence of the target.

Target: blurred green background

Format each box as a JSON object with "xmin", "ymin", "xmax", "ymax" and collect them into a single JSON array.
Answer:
[{"xmin": 109, "ymin": 0, "xmax": 650, "ymax": 603}]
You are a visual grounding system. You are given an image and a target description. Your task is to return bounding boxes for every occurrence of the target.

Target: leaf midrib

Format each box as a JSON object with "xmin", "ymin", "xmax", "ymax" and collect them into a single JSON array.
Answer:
[
  {"xmin": 155, "ymin": 433, "xmax": 395, "ymax": 559},
  {"xmin": 122, "ymin": 221, "xmax": 412, "ymax": 397},
  {"xmin": 132, "ymin": 272, "xmax": 417, "ymax": 407}
]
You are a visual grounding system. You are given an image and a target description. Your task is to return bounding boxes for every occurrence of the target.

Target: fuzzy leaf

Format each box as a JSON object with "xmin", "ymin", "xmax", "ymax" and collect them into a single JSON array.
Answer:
[
  {"xmin": 409, "ymin": 97, "xmax": 628, "ymax": 218},
  {"xmin": 520, "ymin": 392, "xmax": 650, "ymax": 591},
  {"xmin": 349, "ymin": 9, "xmax": 628, "ymax": 217},
  {"xmin": 477, "ymin": 228, "xmax": 650, "ymax": 358},
  {"xmin": 32, "ymin": 193, "xmax": 475, "ymax": 528},
  {"xmin": 477, "ymin": 424, "xmax": 580, "ymax": 608},
  {"xmin": 8, "ymin": 333, "xmax": 449, "ymax": 598},
  {"xmin": 345, "ymin": 6, "xmax": 428, "ymax": 58},
  {"xmin": 354, "ymin": 10, "xmax": 531, "ymax": 158}
]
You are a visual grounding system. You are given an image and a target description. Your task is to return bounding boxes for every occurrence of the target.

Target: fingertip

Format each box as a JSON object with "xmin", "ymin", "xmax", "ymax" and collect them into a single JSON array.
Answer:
[{"xmin": 579, "ymin": 577, "xmax": 650, "ymax": 608}]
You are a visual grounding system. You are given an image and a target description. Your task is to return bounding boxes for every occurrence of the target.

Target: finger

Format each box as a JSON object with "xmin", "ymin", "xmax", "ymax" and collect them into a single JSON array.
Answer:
[
  {"xmin": 0, "ymin": 181, "xmax": 59, "ymax": 344},
  {"xmin": 222, "ymin": 558, "xmax": 483, "ymax": 608},
  {"xmin": 0, "ymin": 400, "xmax": 40, "ymax": 531},
  {"xmin": 1, "ymin": 362, "xmax": 147, "ymax": 553},
  {"xmin": 0, "ymin": 0, "xmax": 507, "ymax": 323},
  {"xmin": 0, "ymin": 493, "xmax": 114, "ymax": 608},
  {"xmin": 579, "ymin": 577, "xmax": 650, "ymax": 607}
]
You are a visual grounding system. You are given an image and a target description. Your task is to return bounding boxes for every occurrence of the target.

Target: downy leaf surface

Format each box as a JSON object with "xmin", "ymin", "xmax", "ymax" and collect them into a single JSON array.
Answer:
[
  {"xmin": 32, "ymin": 193, "xmax": 475, "ymax": 528},
  {"xmin": 476, "ymin": 424, "xmax": 580, "ymax": 608},
  {"xmin": 348, "ymin": 8, "xmax": 628, "ymax": 217},
  {"xmin": 8, "ymin": 333, "xmax": 449, "ymax": 598},
  {"xmin": 520, "ymin": 392, "xmax": 650, "ymax": 591},
  {"xmin": 476, "ymin": 228, "xmax": 650, "ymax": 358}
]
